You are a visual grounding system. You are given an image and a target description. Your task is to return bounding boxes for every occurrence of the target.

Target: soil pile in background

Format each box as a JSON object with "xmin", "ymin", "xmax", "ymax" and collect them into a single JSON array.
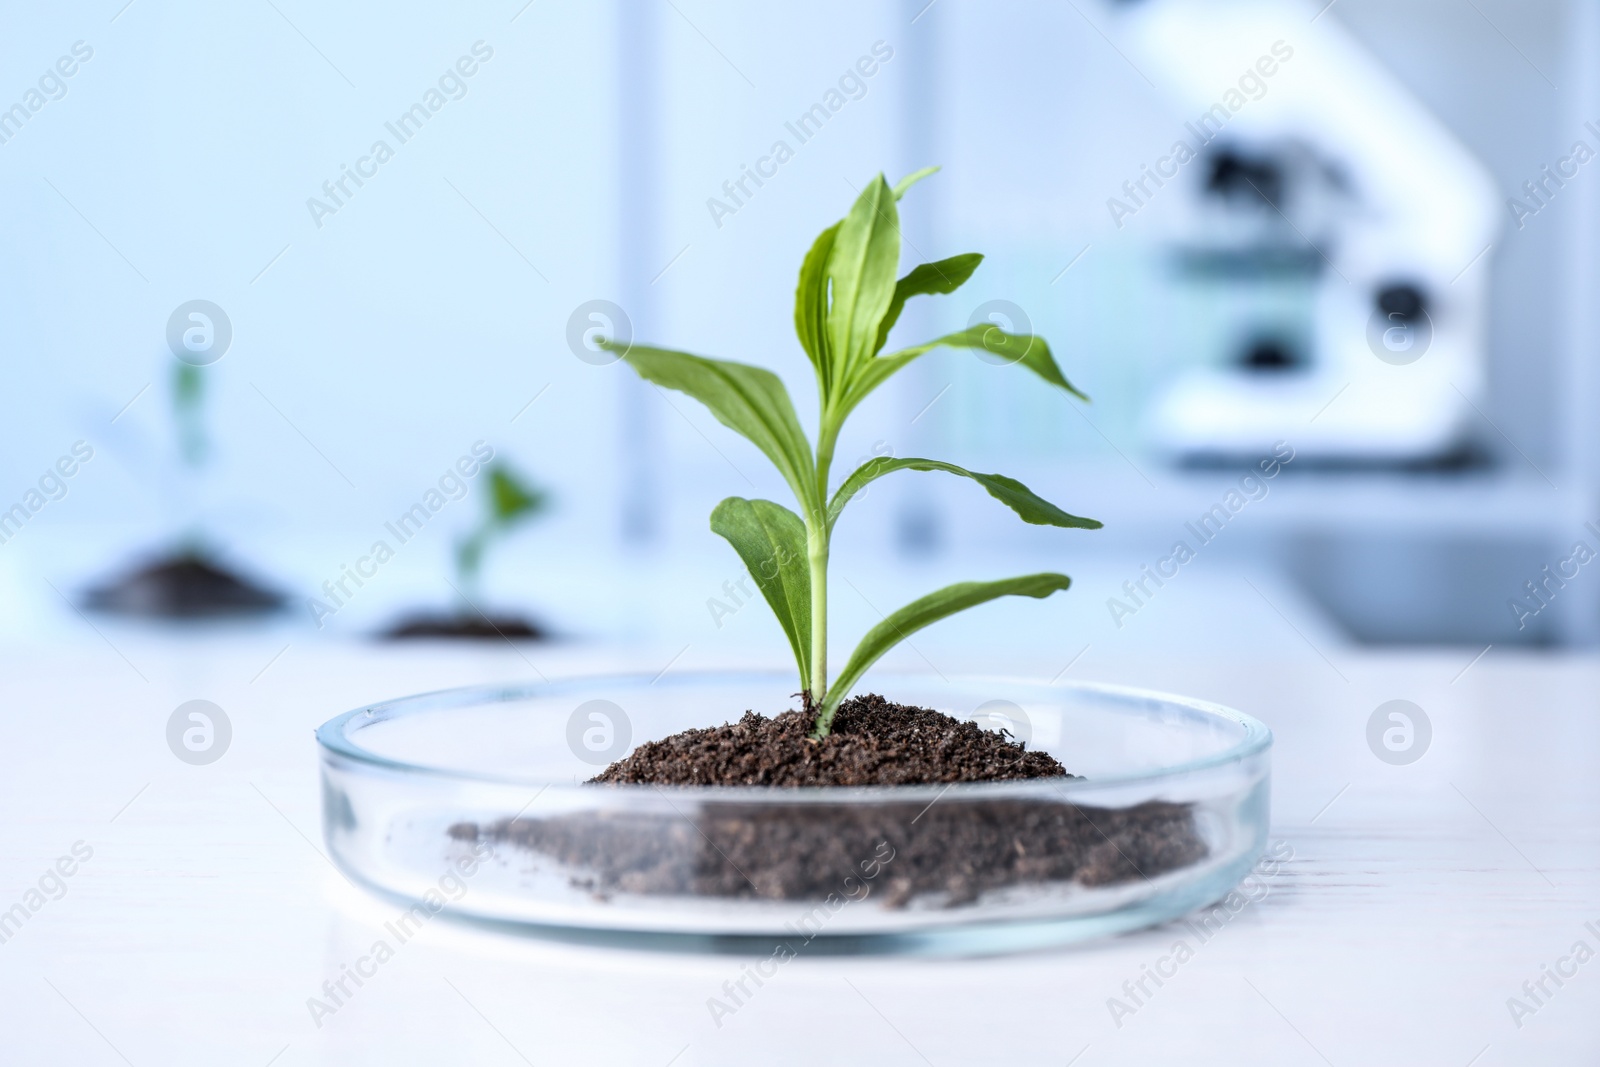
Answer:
[
  {"xmin": 382, "ymin": 612, "xmax": 543, "ymax": 640},
  {"xmin": 85, "ymin": 552, "xmax": 284, "ymax": 617}
]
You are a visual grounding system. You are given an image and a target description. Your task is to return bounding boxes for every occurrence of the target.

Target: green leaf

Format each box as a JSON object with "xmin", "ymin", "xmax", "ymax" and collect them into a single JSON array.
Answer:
[
  {"xmin": 611, "ymin": 343, "xmax": 820, "ymax": 513},
  {"xmin": 891, "ymin": 165, "xmax": 940, "ymax": 200},
  {"xmin": 173, "ymin": 362, "xmax": 204, "ymax": 410},
  {"xmin": 824, "ymin": 176, "xmax": 901, "ymax": 381},
  {"xmin": 955, "ymin": 323, "xmax": 1087, "ymax": 399},
  {"xmin": 710, "ymin": 497, "xmax": 813, "ymax": 690},
  {"xmin": 828, "ymin": 457, "xmax": 1101, "ymax": 533},
  {"xmin": 838, "ymin": 324, "xmax": 1089, "ymax": 425},
  {"xmin": 456, "ymin": 464, "xmax": 548, "ymax": 587},
  {"xmin": 487, "ymin": 464, "xmax": 548, "ymax": 525},
  {"xmin": 872, "ymin": 253, "xmax": 983, "ymax": 356},
  {"xmin": 794, "ymin": 221, "xmax": 840, "ymax": 389},
  {"xmin": 817, "ymin": 573, "xmax": 1074, "ymax": 730}
]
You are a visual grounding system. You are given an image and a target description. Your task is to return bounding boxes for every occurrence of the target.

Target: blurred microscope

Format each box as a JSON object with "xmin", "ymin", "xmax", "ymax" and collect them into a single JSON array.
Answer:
[{"xmin": 1116, "ymin": 0, "xmax": 1500, "ymax": 464}]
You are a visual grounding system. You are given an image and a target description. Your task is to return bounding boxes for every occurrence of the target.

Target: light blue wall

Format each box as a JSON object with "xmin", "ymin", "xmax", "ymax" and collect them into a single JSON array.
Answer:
[{"xmin": 0, "ymin": 0, "xmax": 1587, "ymax": 643}]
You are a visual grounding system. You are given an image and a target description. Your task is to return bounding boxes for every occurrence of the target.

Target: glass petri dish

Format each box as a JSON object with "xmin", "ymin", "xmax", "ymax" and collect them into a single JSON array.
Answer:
[{"xmin": 316, "ymin": 672, "xmax": 1271, "ymax": 955}]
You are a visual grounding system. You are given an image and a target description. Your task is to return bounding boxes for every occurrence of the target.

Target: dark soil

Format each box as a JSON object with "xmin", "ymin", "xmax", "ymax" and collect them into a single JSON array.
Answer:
[
  {"xmin": 457, "ymin": 695, "xmax": 1208, "ymax": 908},
  {"xmin": 382, "ymin": 611, "xmax": 544, "ymax": 640},
  {"xmin": 592, "ymin": 693, "xmax": 1069, "ymax": 786},
  {"xmin": 84, "ymin": 552, "xmax": 284, "ymax": 618}
]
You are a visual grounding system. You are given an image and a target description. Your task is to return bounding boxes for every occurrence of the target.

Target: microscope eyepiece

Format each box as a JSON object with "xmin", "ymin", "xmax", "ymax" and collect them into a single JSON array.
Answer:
[{"xmin": 1376, "ymin": 283, "xmax": 1427, "ymax": 322}]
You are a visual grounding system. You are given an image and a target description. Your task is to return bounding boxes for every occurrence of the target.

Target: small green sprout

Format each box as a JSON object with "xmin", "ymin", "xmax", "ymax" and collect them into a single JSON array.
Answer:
[
  {"xmin": 172, "ymin": 362, "xmax": 207, "ymax": 467},
  {"xmin": 607, "ymin": 168, "xmax": 1101, "ymax": 737},
  {"xmin": 455, "ymin": 462, "xmax": 548, "ymax": 601}
]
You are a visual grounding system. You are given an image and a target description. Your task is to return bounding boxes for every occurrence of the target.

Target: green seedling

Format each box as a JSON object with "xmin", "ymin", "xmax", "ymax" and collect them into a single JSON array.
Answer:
[
  {"xmin": 172, "ymin": 362, "xmax": 207, "ymax": 467},
  {"xmin": 606, "ymin": 168, "xmax": 1101, "ymax": 737},
  {"xmin": 455, "ymin": 462, "xmax": 548, "ymax": 602}
]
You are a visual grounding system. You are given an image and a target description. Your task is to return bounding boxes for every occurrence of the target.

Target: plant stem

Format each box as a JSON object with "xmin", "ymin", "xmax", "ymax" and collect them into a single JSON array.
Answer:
[
  {"xmin": 807, "ymin": 524, "xmax": 828, "ymax": 714},
  {"xmin": 808, "ymin": 415, "xmax": 840, "ymax": 734}
]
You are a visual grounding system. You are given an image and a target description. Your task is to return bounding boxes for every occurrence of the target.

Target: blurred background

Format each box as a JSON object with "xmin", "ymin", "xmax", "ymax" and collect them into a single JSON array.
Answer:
[{"xmin": 3, "ymin": 0, "xmax": 1597, "ymax": 664}]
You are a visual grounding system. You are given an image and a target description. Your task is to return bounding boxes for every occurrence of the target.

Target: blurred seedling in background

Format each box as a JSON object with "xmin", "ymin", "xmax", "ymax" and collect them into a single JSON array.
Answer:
[
  {"xmin": 385, "ymin": 461, "xmax": 551, "ymax": 640},
  {"xmin": 173, "ymin": 362, "xmax": 208, "ymax": 469},
  {"xmin": 455, "ymin": 462, "xmax": 549, "ymax": 604},
  {"xmin": 84, "ymin": 353, "xmax": 285, "ymax": 617}
]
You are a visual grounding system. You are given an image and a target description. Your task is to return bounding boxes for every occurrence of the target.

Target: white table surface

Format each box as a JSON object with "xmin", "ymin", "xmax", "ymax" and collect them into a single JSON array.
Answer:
[{"xmin": 1, "ymin": 627, "xmax": 1596, "ymax": 1067}]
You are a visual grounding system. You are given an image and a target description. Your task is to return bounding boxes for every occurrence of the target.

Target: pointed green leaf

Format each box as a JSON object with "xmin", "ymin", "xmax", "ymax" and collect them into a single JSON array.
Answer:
[
  {"xmin": 609, "ymin": 343, "xmax": 820, "ymax": 513},
  {"xmin": 891, "ymin": 165, "xmax": 940, "ymax": 200},
  {"xmin": 794, "ymin": 221, "xmax": 840, "ymax": 387},
  {"xmin": 837, "ymin": 324, "xmax": 1089, "ymax": 425},
  {"xmin": 872, "ymin": 253, "xmax": 984, "ymax": 356},
  {"xmin": 817, "ymin": 573, "xmax": 1074, "ymax": 730},
  {"xmin": 710, "ymin": 497, "xmax": 813, "ymax": 689},
  {"xmin": 828, "ymin": 457, "xmax": 1101, "ymax": 533},
  {"xmin": 956, "ymin": 323, "xmax": 1087, "ymax": 400},
  {"xmin": 456, "ymin": 464, "xmax": 548, "ymax": 586},
  {"xmin": 825, "ymin": 176, "xmax": 901, "ymax": 379},
  {"xmin": 487, "ymin": 464, "xmax": 548, "ymax": 525}
]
